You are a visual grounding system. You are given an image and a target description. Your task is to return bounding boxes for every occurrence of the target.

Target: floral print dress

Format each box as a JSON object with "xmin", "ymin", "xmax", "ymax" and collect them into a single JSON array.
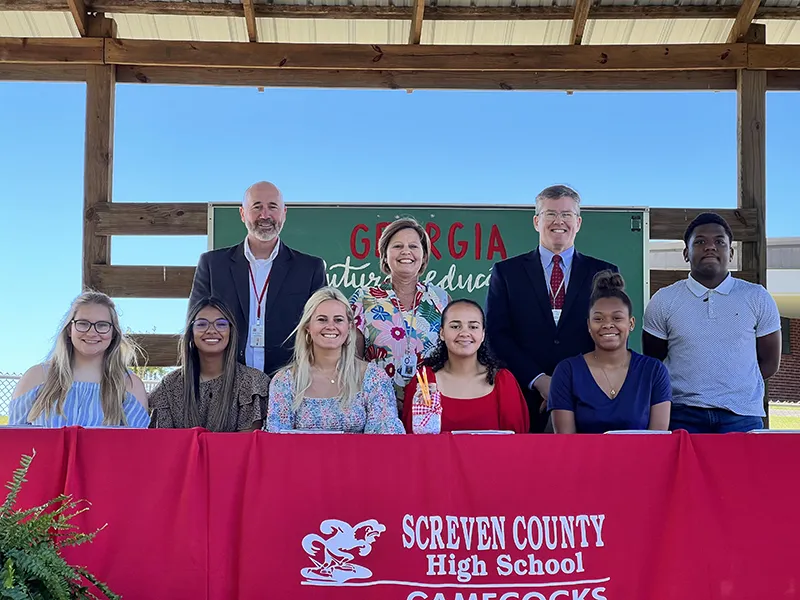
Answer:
[
  {"xmin": 350, "ymin": 280, "xmax": 450, "ymax": 406},
  {"xmin": 265, "ymin": 362, "xmax": 404, "ymax": 433}
]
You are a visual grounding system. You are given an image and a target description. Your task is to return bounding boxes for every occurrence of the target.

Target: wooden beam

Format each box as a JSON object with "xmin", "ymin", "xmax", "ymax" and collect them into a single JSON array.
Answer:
[
  {"xmin": 409, "ymin": 0, "xmax": 425, "ymax": 45},
  {"xmin": 90, "ymin": 265, "xmax": 195, "ymax": 298},
  {"xmin": 0, "ymin": 64, "xmax": 86, "ymax": 81},
  {"xmin": 116, "ymin": 65, "xmax": 739, "ymax": 90},
  {"xmin": 735, "ymin": 23, "xmax": 770, "ymax": 428},
  {"xmin": 748, "ymin": 45, "xmax": 800, "ymax": 70},
  {"xmin": 0, "ymin": 0, "xmax": 66, "ymax": 10},
  {"xmin": 767, "ymin": 70, "xmax": 800, "ymax": 90},
  {"xmin": 727, "ymin": 0, "xmax": 762, "ymax": 43},
  {"xmin": 87, "ymin": 13, "xmax": 117, "ymax": 38},
  {"xmin": 86, "ymin": 204, "xmax": 763, "ymax": 242},
  {"xmin": 83, "ymin": 63, "xmax": 115, "ymax": 290},
  {"xmin": 131, "ymin": 334, "xmax": 180, "ymax": 367},
  {"xmin": 5, "ymin": 38, "xmax": 799, "ymax": 74},
  {"xmin": 66, "ymin": 0, "xmax": 87, "ymax": 36},
  {"xmin": 242, "ymin": 0, "xmax": 258, "ymax": 43},
  {"xmin": 105, "ymin": 40, "xmax": 748, "ymax": 71},
  {"xmin": 7, "ymin": 0, "xmax": 798, "ymax": 21},
  {"xmin": 0, "ymin": 38, "xmax": 103, "ymax": 65},
  {"xmin": 737, "ymin": 25, "xmax": 767, "ymax": 292},
  {"xmin": 649, "ymin": 208, "xmax": 759, "ymax": 243},
  {"xmin": 742, "ymin": 28, "xmax": 770, "ymax": 426},
  {"xmin": 90, "ymin": 202, "xmax": 207, "ymax": 236},
  {"xmin": 650, "ymin": 269, "xmax": 758, "ymax": 293},
  {"xmin": 570, "ymin": 0, "xmax": 592, "ymax": 45}
]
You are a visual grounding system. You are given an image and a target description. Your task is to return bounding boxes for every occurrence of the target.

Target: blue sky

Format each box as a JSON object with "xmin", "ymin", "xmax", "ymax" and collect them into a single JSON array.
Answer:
[{"xmin": 0, "ymin": 83, "xmax": 798, "ymax": 373}]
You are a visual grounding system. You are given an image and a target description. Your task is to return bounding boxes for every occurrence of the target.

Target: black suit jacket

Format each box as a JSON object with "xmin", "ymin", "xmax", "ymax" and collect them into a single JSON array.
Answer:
[
  {"xmin": 485, "ymin": 248, "xmax": 618, "ymax": 432},
  {"xmin": 189, "ymin": 241, "xmax": 326, "ymax": 377}
]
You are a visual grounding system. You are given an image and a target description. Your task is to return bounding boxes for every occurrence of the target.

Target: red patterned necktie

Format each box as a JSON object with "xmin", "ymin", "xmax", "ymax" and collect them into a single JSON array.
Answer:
[{"xmin": 550, "ymin": 255, "xmax": 566, "ymax": 309}]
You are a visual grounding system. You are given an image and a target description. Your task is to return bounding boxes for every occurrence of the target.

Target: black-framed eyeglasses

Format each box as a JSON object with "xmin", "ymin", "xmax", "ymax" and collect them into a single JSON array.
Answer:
[
  {"xmin": 71, "ymin": 319, "xmax": 113, "ymax": 334},
  {"xmin": 192, "ymin": 318, "xmax": 230, "ymax": 333}
]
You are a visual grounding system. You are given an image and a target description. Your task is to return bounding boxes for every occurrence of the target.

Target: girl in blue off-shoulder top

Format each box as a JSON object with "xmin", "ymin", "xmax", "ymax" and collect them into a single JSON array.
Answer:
[{"xmin": 10, "ymin": 291, "xmax": 149, "ymax": 428}]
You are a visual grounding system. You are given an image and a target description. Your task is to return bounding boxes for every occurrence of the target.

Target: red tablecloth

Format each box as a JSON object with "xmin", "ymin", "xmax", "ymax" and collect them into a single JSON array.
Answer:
[{"xmin": 0, "ymin": 427, "xmax": 798, "ymax": 600}]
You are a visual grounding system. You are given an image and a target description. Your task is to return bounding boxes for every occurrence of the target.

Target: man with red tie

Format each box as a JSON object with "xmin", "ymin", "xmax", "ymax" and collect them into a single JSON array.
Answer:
[{"xmin": 486, "ymin": 185, "xmax": 618, "ymax": 432}]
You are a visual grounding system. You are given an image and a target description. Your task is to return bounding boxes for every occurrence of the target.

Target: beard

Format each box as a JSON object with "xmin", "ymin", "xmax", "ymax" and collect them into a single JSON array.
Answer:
[{"xmin": 248, "ymin": 218, "xmax": 282, "ymax": 242}]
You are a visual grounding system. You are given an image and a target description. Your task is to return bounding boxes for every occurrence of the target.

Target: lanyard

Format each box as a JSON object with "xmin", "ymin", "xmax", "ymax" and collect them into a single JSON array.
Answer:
[
  {"xmin": 546, "ymin": 260, "xmax": 567, "ymax": 307},
  {"xmin": 547, "ymin": 276, "xmax": 567, "ymax": 307},
  {"xmin": 248, "ymin": 265, "xmax": 271, "ymax": 323}
]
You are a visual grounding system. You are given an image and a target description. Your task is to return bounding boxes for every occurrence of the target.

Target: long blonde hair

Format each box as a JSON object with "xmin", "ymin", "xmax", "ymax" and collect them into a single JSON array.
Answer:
[
  {"xmin": 28, "ymin": 291, "xmax": 139, "ymax": 426},
  {"xmin": 179, "ymin": 298, "xmax": 239, "ymax": 432},
  {"xmin": 289, "ymin": 287, "xmax": 362, "ymax": 411}
]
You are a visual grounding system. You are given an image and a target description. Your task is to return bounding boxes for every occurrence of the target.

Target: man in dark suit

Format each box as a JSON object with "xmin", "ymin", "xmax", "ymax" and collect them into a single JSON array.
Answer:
[
  {"xmin": 486, "ymin": 185, "xmax": 618, "ymax": 432},
  {"xmin": 189, "ymin": 181, "xmax": 326, "ymax": 377}
]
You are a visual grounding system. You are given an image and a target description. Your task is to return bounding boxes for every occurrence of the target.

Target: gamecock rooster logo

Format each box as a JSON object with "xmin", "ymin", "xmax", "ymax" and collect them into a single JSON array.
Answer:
[{"xmin": 301, "ymin": 519, "xmax": 386, "ymax": 584}]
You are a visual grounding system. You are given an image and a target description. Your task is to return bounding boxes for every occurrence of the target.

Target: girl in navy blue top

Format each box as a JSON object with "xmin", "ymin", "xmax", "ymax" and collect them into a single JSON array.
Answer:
[{"xmin": 548, "ymin": 271, "xmax": 671, "ymax": 434}]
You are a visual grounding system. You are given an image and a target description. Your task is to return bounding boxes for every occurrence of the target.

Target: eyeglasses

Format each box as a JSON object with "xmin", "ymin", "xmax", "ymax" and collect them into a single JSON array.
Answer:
[
  {"xmin": 539, "ymin": 211, "xmax": 578, "ymax": 223},
  {"xmin": 71, "ymin": 319, "xmax": 113, "ymax": 334},
  {"xmin": 192, "ymin": 318, "xmax": 230, "ymax": 333}
]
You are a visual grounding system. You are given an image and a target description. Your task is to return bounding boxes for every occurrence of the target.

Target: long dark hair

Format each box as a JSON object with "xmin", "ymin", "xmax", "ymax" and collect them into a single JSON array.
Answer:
[
  {"xmin": 180, "ymin": 297, "xmax": 239, "ymax": 432},
  {"xmin": 423, "ymin": 299, "xmax": 502, "ymax": 385}
]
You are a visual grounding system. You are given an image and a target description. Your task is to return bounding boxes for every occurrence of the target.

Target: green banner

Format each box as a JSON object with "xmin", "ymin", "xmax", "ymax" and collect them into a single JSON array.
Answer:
[{"xmin": 210, "ymin": 204, "xmax": 649, "ymax": 350}]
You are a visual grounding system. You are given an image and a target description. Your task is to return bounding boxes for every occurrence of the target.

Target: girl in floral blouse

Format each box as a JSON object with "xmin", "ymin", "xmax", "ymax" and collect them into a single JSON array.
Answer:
[
  {"xmin": 350, "ymin": 217, "xmax": 450, "ymax": 412},
  {"xmin": 265, "ymin": 287, "xmax": 404, "ymax": 434}
]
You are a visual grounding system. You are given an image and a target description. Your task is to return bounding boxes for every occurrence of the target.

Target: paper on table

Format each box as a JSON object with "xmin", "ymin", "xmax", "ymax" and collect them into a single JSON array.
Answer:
[
  {"xmin": 603, "ymin": 430, "xmax": 673, "ymax": 435},
  {"xmin": 277, "ymin": 429, "xmax": 345, "ymax": 434},
  {"xmin": 450, "ymin": 430, "xmax": 515, "ymax": 435}
]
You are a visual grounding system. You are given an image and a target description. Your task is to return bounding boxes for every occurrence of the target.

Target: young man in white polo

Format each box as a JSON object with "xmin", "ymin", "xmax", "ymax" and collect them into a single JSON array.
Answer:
[{"xmin": 643, "ymin": 213, "xmax": 782, "ymax": 433}]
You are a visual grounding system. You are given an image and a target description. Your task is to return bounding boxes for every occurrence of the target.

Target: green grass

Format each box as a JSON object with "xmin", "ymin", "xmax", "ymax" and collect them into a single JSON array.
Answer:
[{"xmin": 768, "ymin": 405, "xmax": 800, "ymax": 430}]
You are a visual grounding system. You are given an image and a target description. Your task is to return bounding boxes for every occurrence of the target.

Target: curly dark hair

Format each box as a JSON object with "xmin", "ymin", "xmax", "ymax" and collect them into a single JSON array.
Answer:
[{"xmin": 423, "ymin": 299, "xmax": 503, "ymax": 385}]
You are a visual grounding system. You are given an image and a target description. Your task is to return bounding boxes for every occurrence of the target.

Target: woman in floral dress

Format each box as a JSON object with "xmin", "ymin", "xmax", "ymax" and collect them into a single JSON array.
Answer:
[
  {"xmin": 265, "ymin": 287, "xmax": 404, "ymax": 434},
  {"xmin": 350, "ymin": 217, "xmax": 450, "ymax": 412}
]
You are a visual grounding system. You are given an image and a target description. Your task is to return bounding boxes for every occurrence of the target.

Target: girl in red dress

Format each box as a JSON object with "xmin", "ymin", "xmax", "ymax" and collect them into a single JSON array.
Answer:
[{"xmin": 403, "ymin": 299, "xmax": 529, "ymax": 434}]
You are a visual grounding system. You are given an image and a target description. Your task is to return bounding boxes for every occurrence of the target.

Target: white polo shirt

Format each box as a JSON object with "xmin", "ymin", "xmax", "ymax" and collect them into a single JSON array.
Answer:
[{"xmin": 643, "ymin": 273, "xmax": 781, "ymax": 417}]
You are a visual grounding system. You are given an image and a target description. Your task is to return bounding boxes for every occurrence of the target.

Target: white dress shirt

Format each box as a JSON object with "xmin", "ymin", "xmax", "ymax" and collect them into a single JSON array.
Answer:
[{"xmin": 244, "ymin": 238, "xmax": 281, "ymax": 372}]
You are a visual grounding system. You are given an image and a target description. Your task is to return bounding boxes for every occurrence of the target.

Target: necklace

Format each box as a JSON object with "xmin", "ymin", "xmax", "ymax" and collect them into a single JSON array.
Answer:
[
  {"xmin": 593, "ymin": 353, "xmax": 628, "ymax": 399},
  {"xmin": 315, "ymin": 367, "xmax": 337, "ymax": 385}
]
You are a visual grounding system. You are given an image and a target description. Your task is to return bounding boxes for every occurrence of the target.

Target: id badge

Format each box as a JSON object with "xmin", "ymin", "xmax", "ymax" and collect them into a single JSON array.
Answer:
[
  {"xmin": 552, "ymin": 309, "xmax": 562, "ymax": 325},
  {"xmin": 399, "ymin": 352, "xmax": 418, "ymax": 378},
  {"xmin": 250, "ymin": 323, "xmax": 265, "ymax": 348}
]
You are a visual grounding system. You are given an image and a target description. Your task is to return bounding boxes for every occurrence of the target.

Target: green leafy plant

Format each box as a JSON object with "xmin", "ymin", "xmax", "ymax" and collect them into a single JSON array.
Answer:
[{"xmin": 0, "ymin": 451, "xmax": 119, "ymax": 599}]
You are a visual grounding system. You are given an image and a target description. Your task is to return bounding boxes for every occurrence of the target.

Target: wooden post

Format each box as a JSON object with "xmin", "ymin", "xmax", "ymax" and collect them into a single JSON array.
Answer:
[
  {"xmin": 570, "ymin": 0, "xmax": 592, "ymax": 45},
  {"xmin": 243, "ymin": 0, "xmax": 258, "ymax": 42},
  {"xmin": 736, "ymin": 23, "xmax": 768, "ymax": 424},
  {"xmin": 409, "ymin": 0, "xmax": 425, "ymax": 44},
  {"xmin": 66, "ymin": 0, "xmax": 88, "ymax": 36},
  {"xmin": 727, "ymin": 0, "xmax": 761, "ymax": 43},
  {"xmin": 82, "ymin": 17, "xmax": 117, "ymax": 290}
]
